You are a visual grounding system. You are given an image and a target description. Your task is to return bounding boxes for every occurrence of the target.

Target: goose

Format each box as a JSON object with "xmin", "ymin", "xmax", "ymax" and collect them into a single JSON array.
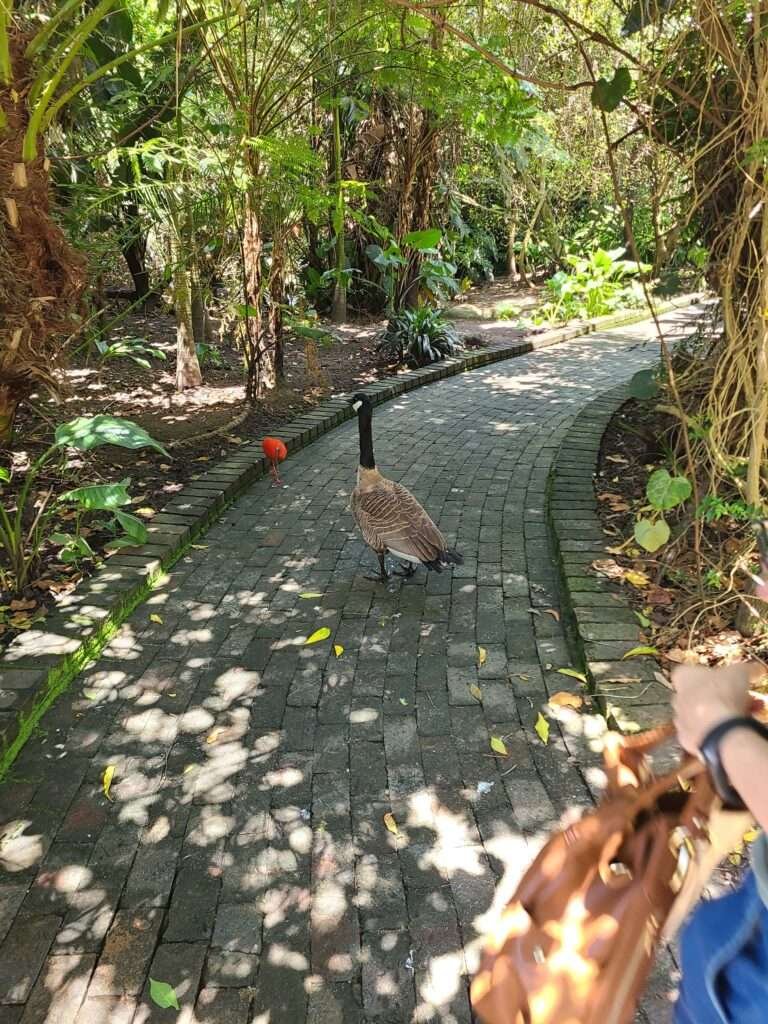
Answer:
[{"xmin": 349, "ymin": 392, "xmax": 463, "ymax": 581}]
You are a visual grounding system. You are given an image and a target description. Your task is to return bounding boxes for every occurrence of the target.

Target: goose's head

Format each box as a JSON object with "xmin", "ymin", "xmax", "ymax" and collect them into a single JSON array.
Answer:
[{"xmin": 350, "ymin": 392, "xmax": 372, "ymax": 414}]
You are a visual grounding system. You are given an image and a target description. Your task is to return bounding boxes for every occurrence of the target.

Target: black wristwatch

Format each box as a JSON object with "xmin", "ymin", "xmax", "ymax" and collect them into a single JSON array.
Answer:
[{"xmin": 699, "ymin": 716, "xmax": 768, "ymax": 810}]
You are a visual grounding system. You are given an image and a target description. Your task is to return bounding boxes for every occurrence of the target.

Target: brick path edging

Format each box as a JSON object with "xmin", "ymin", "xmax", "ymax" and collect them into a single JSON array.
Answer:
[
  {"xmin": 547, "ymin": 384, "xmax": 670, "ymax": 734},
  {"xmin": 0, "ymin": 295, "xmax": 699, "ymax": 775}
]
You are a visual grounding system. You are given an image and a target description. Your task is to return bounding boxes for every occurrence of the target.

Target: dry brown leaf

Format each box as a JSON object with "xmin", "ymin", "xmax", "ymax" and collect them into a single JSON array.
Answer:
[
  {"xmin": 469, "ymin": 684, "xmax": 482, "ymax": 702},
  {"xmin": 544, "ymin": 609, "xmax": 560, "ymax": 622},
  {"xmin": 664, "ymin": 648, "xmax": 699, "ymax": 664},
  {"xmin": 549, "ymin": 691, "xmax": 584, "ymax": 710},
  {"xmin": 10, "ymin": 598, "xmax": 36, "ymax": 612},
  {"xmin": 646, "ymin": 588, "xmax": 674, "ymax": 606}
]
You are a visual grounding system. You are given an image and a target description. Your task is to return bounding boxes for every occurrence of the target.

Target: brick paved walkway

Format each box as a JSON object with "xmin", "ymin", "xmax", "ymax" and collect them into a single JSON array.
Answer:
[{"xmin": 0, "ymin": 309, "xmax": 701, "ymax": 1024}]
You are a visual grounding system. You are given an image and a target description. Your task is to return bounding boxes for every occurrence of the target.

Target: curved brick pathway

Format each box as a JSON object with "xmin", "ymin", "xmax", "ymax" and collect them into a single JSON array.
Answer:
[{"xmin": 0, "ymin": 309, "xmax": 701, "ymax": 1024}]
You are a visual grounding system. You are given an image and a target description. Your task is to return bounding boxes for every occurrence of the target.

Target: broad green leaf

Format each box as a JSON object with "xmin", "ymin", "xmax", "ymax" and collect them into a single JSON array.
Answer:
[
  {"xmin": 623, "ymin": 645, "xmax": 659, "ymax": 658},
  {"xmin": 591, "ymin": 67, "xmax": 632, "ymax": 112},
  {"xmin": 102, "ymin": 764, "xmax": 115, "ymax": 801},
  {"xmin": 490, "ymin": 736, "xmax": 508, "ymax": 756},
  {"xmin": 60, "ymin": 481, "xmax": 132, "ymax": 511},
  {"xmin": 305, "ymin": 627, "xmax": 331, "ymax": 645},
  {"xmin": 634, "ymin": 517, "xmax": 670, "ymax": 552},
  {"xmin": 104, "ymin": 536, "xmax": 141, "ymax": 551},
  {"xmin": 557, "ymin": 668, "xmax": 587, "ymax": 684},
  {"xmin": 149, "ymin": 978, "xmax": 180, "ymax": 1011},
  {"xmin": 0, "ymin": 467, "xmax": 9, "ymax": 482},
  {"xmin": 236, "ymin": 303, "xmax": 260, "ymax": 318},
  {"xmin": 646, "ymin": 469, "xmax": 692, "ymax": 511},
  {"xmin": 115, "ymin": 511, "xmax": 149, "ymax": 543},
  {"xmin": 55, "ymin": 416, "xmax": 169, "ymax": 457},
  {"xmin": 627, "ymin": 368, "xmax": 660, "ymax": 400},
  {"xmin": 403, "ymin": 228, "xmax": 441, "ymax": 251},
  {"xmin": 534, "ymin": 713, "xmax": 550, "ymax": 744}
]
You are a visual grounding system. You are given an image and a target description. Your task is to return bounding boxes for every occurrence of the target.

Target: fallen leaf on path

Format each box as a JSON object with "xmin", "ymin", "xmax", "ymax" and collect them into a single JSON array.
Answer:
[
  {"xmin": 206, "ymin": 729, "xmax": 221, "ymax": 745},
  {"xmin": 190, "ymin": 544, "xmax": 208, "ymax": 550},
  {"xmin": 606, "ymin": 454, "xmax": 629, "ymax": 465},
  {"xmin": 10, "ymin": 598, "xmax": 36, "ymax": 612},
  {"xmin": 149, "ymin": 613, "xmax": 163, "ymax": 625},
  {"xmin": 557, "ymin": 667, "xmax": 587, "ymax": 684},
  {"xmin": 534, "ymin": 713, "xmax": 550, "ymax": 744},
  {"xmin": 544, "ymin": 609, "xmax": 560, "ymax": 622},
  {"xmin": 135, "ymin": 507, "xmax": 156, "ymax": 518},
  {"xmin": 477, "ymin": 646, "xmax": 487, "ymax": 667},
  {"xmin": 646, "ymin": 587, "xmax": 673, "ymax": 606},
  {"xmin": 305, "ymin": 627, "xmax": 331, "ymax": 645},
  {"xmin": 149, "ymin": 978, "xmax": 180, "ymax": 1011},
  {"xmin": 743, "ymin": 828, "xmax": 759, "ymax": 844},
  {"xmin": 591, "ymin": 558, "xmax": 624, "ymax": 580},
  {"xmin": 549, "ymin": 692, "xmax": 584, "ymax": 709},
  {"xmin": 490, "ymin": 736, "xmax": 508, "ymax": 756},
  {"xmin": 102, "ymin": 765, "xmax": 115, "ymax": 801},
  {"xmin": 635, "ymin": 611, "xmax": 652, "ymax": 627},
  {"xmin": 333, "ymin": 644, "xmax": 344, "ymax": 657},
  {"xmin": 664, "ymin": 648, "xmax": 698, "ymax": 664},
  {"xmin": 300, "ymin": 592, "xmax": 323, "ymax": 599},
  {"xmin": 383, "ymin": 812, "xmax": 399, "ymax": 836},
  {"xmin": 623, "ymin": 646, "xmax": 659, "ymax": 659},
  {"xmin": 469, "ymin": 684, "xmax": 482, "ymax": 702}
]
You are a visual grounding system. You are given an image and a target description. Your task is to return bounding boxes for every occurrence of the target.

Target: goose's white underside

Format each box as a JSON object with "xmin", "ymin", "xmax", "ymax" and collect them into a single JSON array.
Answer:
[{"xmin": 388, "ymin": 548, "xmax": 421, "ymax": 564}]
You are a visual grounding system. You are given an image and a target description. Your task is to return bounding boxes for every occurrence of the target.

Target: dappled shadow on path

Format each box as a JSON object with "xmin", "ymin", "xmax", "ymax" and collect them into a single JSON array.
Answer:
[{"xmin": 0, "ymin": 311, "xmax": 698, "ymax": 1023}]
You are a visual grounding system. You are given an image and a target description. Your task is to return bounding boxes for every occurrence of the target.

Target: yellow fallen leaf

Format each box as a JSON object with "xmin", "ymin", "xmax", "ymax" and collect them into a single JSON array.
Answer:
[
  {"xmin": 469, "ymin": 684, "xmax": 482, "ymax": 702},
  {"xmin": 333, "ymin": 644, "xmax": 344, "ymax": 657},
  {"xmin": 300, "ymin": 592, "xmax": 323, "ymax": 599},
  {"xmin": 625, "ymin": 570, "xmax": 650, "ymax": 588},
  {"xmin": 622, "ymin": 645, "xmax": 658, "ymax": 659},
  {"xmin": 490, "ymin": 736, "xmax": 508, "ymax": 756},
  {"xmin": 383, "ymin": 812, "xmax": 399, "ymax": 836},
  {"xmin": 190, "ymin": 544, "xmax": 208, "ymax": 550},
  {"xmin": 149, "ymin": 613, "xmax": 163, "ymax": 624},
  {"xmin": 102, "ymin": 764, "xmax": 115, "ymax": 801},
  {"xmin": 477, "ymin": 646, "xmax": 487, "ymax": 667},
  {"xmin": 557, "ymin": 668, "xmax": 587, "ymax": 684},
  {"xmin": 544, "ymin": 609, "xmax": 560, "ymax": 622},
  {"xmin": 135, "ymin": 507, "xmax": 157, "ymax": 518},
  {"xmin": 206, "ymin": 729, "xmax": 221, "ymax": 745},
  {"xmin": 549, "ymin": 691, "xmax": 584, "ymax": 710},
  {"xmin": 183, "ymin": 764, "xmax": 196, "ymax": 775},
  {"xmin": 305, "ymin": 627, "xmax": 331, "ymax": 645},
  {"xmin": 534, "ymin": 713, "xmax": 550, "ymax": 744}
]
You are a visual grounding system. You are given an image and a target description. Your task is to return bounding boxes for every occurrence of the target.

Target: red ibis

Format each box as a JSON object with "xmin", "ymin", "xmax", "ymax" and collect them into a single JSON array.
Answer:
[{"xmin": 262, "ymin": 436, "xmax": 287, "ymax": 486}]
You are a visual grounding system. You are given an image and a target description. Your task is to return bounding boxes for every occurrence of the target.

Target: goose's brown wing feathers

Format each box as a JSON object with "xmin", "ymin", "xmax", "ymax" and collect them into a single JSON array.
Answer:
[{"xmin": 352, "ymin": 482, "xmax": 448, "ymax": 564}]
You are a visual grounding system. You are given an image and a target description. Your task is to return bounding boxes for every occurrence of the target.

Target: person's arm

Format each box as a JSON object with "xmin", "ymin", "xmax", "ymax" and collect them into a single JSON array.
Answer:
[{"xmin": 672, "ymin": 662, "xmax": 768, "ymax": 830}]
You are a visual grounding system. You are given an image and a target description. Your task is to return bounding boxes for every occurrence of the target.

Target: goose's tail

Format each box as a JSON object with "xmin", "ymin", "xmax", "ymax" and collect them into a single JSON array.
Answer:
[{"xmin": 424, "ymin": 549, "xmax": 463, "ymax": 573}]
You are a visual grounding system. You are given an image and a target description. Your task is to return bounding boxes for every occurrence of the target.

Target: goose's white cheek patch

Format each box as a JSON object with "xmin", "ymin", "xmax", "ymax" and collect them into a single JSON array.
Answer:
[{"xmin": 352, "ymin": 401, "xmax": 362, "ymax": 412}]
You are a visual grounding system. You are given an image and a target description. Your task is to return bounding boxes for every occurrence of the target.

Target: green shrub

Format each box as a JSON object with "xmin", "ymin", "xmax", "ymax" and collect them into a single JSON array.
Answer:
[
  {"xmin": 533, "ymin": 247, "xmax": 651, "ymax": 324},
  {"xmin": 377, "ymin": 306, "xmax": 462, "ymax": 367}
]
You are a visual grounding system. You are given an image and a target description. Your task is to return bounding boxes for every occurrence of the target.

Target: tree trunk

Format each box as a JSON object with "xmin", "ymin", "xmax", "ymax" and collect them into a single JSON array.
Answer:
[
  {"xmin": 242, "ymin": 193, "xmax": 277, "ymax": 399},
  {"xmin": 0, "ymin": 30, "xmax": 85, "ymax": 439},
  {"xmin": 330, "ymin": 99, "xmax": 347, "ymax": 323},
  {"xmin": 190, "ymin": 261, "xmax": 212, "ymax": 347},
  {"xmin": 170, "ymin": 234, "xmax": 202, "ymax": 392},
  {"xmin": 0, "ymin": 385, "xmax": 20, "ymax": 446},
  {"xmin": 506, "ymin": 216, "xmax": 518, "ymax": 278},
  {"xmin": 121, "ymin": 233, "xmax": 151, "ymax": 305}
]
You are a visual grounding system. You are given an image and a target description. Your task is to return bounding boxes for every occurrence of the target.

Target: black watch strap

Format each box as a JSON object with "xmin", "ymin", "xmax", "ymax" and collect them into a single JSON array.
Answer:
[{"xmin": 699, "ymin": 716, "xmax": 768, "ymax": 810}]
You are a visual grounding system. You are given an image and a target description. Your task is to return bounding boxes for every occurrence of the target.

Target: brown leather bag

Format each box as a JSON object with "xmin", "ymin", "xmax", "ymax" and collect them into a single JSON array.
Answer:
[{"xmin": 470, "ymin": 725, "xmax": 720, "ymax": 1024}]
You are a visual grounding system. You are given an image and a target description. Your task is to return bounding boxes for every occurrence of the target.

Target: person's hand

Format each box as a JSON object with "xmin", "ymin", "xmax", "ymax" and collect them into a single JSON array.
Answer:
[{"xmin": 671, "ymin": 662, "xmax": 766, "ymax": 754}]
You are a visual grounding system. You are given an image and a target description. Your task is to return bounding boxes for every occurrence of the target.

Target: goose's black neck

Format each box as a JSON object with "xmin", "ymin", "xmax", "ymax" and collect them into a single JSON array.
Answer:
[{"xmin": 357, "ymin": 406, "xmax": 376, "ymax": 469}]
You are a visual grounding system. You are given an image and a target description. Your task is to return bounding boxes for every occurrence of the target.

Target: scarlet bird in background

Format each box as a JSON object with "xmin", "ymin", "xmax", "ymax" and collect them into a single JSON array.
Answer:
[{"xmin": 262, "ymin": 436, "xmax": 287, "ymax": 486}]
